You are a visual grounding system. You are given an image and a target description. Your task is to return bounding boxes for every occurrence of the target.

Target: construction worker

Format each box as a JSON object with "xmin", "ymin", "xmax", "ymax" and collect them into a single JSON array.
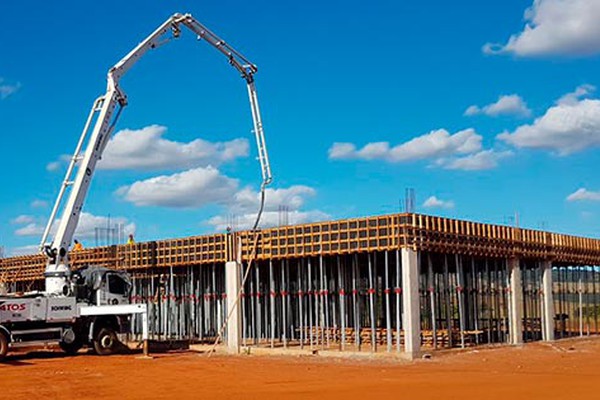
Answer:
[
  {"xmin": 73, "ymin": 239, "xmax": 83, "ymax": 251},
  {"xmin": 127, "ymin": 234, "xmax": 135, "ymax": 245}
]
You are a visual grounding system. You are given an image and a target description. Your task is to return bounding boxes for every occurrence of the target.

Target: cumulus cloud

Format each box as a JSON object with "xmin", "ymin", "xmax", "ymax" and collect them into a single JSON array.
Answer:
[
  {"xmin": 498, "ymin": 86, "xmax": 600, "ymax": 155},
  {"xmin": 207, "ymin": 186, "xmax": 329, "ymax": 230},
  {"xmin": 230, "ymin": 186, "xmax": 317, "ymax": 214},
  {"xmin": 11, "ymin": 215, "xmax": 35, "ymax": 225},
  {"xmin": 8, "ymin": 244, "xmax": 40, "ymax": 257},
  {"xmin": 484, "ymin": 0, "xmax": 600, "ymax": 57},
  {"xmin": 116, "ymin": 166, "xmax": 239, "ymax": 208},
  {"xmin": 422, "ymin": 196, "xmax": 455, "ymax": 209},
  {"xmin": 440, "ymin": 150, "xmax": 514, "ymax": 171},
  {"xmin": 567, "ymin": 188, "xmax": 600, "ymax": 202},
  {"xmin": 13, "ymin": 212, "xmax": 135, "ymax": 241},
  {"xmin": 100, "ymin": 125, "xmax": 248, "ymax": 170},
  {"xmin": 207, "ymin": 210, "xmax": 330, "ymax": 231},
  {"xmin": 0, "ymin": 78, "xmax": 21, "ymax": 99},
  {"xmin": 14, "ymin": 223, "xmax": 44, "ymax": 237},
  {"xmin": 46, "ymin": 161, "xmax": 62, "ymax": 172},
  {"xmin": 329, "ymin": 128, "xmax": 482, "ymax": 163},
  {"xmin": 557, "ymin": 84, "xmax": 595, "ymax": 105},
  {"xmin": 328, "ymin": 128, "xmax": 509, "ymax": 170},
  {"xmin": 465, "ymin": 94, "xmax": 532, "ymax": 118},
  {"xmin": 30, "ymin": 199, "xmax": 49, "ymax": 209},
  {"xmin": 47, "ymin": 125, "xmax": 249, "ymax": 172},
  {"xmin": 46, "ymin": 155, "xmax": 70, "ymax": 172},
  {"xmin": 116, "ymin": 163, "xmax": 328, "ymax": 229}
]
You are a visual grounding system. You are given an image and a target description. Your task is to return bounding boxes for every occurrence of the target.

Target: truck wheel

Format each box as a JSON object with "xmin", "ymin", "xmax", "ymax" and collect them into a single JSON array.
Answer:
[
  {"xmin": 0, "ymin": 332, "xmax": 8, "ymax": 361},
  {"xmin": 59, "ymin": 339, "xmax": 83, "ymax": 355},
  {"xmin": 93, "ymin": 327, "xmax": 118, "ymax": 356}
]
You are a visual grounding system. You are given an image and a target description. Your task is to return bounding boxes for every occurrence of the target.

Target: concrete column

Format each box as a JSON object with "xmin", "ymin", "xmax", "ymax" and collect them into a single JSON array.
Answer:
[
  {"xmin": 225, "ymin": 261, "xmax": 242, "ymax": 354},
  {"xmin": 402, "ymin": 247, "xmax": 421, "ymax": 358},
  {"xmin": 508, "ymin": 258, "xmax": 523, "ymax": 345},
  {"xmin": 541, "ymin": 260, "xmax": 555, "ymax": 341}
]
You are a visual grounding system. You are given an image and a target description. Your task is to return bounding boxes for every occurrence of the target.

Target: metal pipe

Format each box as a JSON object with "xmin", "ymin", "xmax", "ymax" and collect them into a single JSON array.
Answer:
[
  {"xmin": 395, "ymin": 249, "xmax": 401, "ymax": 353},
  {"xmin": 308, "ymin": 258, "xmax": 314, "ymax": 349},
  {"xmin": 269, "ymin": 259, "xmax": 275, "ymax": 348},
  {"xmin": 338, "ymin": 255, "xmax": 346, "ymax": 351},
  {"xmin": 385, "ymin": 251, "xmax": 392, "ymax": 352},
  {"xmin": 352, "ymin": 254, "xmax": 360, "ymax": 351},
  {"xmin": 318, "ymin": 255, "xmax": 326, "ymax": 349},
  {"xmin": 368, "ymin": 253, "xmax": 376, "ymax": 352},
  {"xmin": 456, "ymin": 254, "xmax": 466, "ymax": 349},
  {"xmin": 428, "ymin": 253, "xmax": 437, "ymax": 349}
]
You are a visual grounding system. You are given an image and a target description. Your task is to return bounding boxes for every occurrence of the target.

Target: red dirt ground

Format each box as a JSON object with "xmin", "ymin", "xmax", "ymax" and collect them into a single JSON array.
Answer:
[{"xmin": 1, "ymin": 338, "xmax": 599, "ymax": 399}]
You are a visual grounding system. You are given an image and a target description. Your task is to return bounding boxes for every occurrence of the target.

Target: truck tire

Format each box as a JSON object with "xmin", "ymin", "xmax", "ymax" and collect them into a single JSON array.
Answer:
[
  {"xmin": 93, "ymin": 327, "xmax": 118, "ymax": 356},
  {"xmin": 0, "ymin": 332, "xmax": 8, "ymax": 361}
]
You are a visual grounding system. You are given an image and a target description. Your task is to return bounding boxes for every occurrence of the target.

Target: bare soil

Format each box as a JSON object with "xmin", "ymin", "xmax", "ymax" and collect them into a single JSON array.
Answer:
[{"xmin": 1, "ymin": 338, "xmax": 598, "ymax": 399}]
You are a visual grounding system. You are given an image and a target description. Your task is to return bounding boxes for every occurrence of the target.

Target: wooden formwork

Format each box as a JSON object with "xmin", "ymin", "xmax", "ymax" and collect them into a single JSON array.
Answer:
[
  {"xmin": 236, "ymin": 214, "xmax": 407, "ymax": 260},
  {"xmin": 2, "ymin": 212, "xmax": 600, "ymax": 283}
]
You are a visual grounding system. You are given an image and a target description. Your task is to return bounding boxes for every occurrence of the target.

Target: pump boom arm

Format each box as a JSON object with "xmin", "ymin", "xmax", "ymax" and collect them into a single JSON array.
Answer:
[{"xmin": 40, "ymin": 13, "xmax": 272, "ymax": 270}]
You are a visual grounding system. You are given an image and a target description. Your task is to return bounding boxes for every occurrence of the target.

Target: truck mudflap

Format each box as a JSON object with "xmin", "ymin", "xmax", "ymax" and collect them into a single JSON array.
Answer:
[{"xmin": 0, "ymin": 329, "xmax": 7, "ymax": 360}]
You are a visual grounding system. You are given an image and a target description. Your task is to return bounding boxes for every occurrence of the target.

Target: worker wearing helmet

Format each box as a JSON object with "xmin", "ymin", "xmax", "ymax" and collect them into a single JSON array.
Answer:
[{"xmin": 73, "ymin": 239, "xmax": 83, "ymax": 251}]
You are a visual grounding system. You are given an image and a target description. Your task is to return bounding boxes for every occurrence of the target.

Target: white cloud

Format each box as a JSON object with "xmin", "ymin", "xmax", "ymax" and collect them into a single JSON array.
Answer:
[
  {"xmin": 116, "ymin": 162, "xmax": 327, "ymax": 229},
  {"xmin": 567, "ymin": 188, "xmax": 600, "ymax": 202},
  {"xmin": 8, "ymin": 244, "xmax": 40, "ymax": 257},
  {"xmin": 30, "ymin": 199, "xmax": 49, "ymax": 209},
  {"xmin": 465, "ymin": 94, "xmax": 532, "ymax": 118},
  {"xmin": 207, "ymin": 210, "xmax": 330, "ymax": 231},
  {"xmin": 0, "ymin": 78, "xmax": 21, "ymax": 99},
  {"xmin": 329, "ymin": 128, "xmax": 510, "ymax": 170},
  {"xmin": 46, "ymin": 125, "xmax": 249, "ymax": 172},
  {"xmin": 46, "ymin": 161, "xmax": 61, "ymax": 172},
  {"xmin": 464, "ymin": 105, "xmax": 480, "ymax": 116},
  {"xmin": 484, "ymin": 0, "xmax": 600, "ymax": 57},
  {"xmin": 498, "ymin": 87, "xmax": 600, "ymax": 155},
  {"xmin": 116, "ymin": 166, "xmax": 239, "ymax": 208},
  {"xmin": 557, "ymin": 84, "xmax": 596, "ymax": 105},
  {"xmin": 440, "ymin": 150, "xmax": 513, "ymax": 171},
  {"xmin": 11, "ymin": 215, "xmax": 35, "ymax": 225},
  {"xmin": 230, "ymin": 186, "xmax": 317, "ymax": 213},
  {"xmin": 46, "ymin": 157, "xmax": 69, "ymax": 172},
  {"xmin": 329, "ymin": 128, "xmax": 482, "ymax": 163},
  {"xmin": 100, "ymin": 125, "xmax": 248, "ymax": 170},
  {"xmin": 422, "ymin": 196, "xmax": 455, "ymax": 209},
  {"xmin": 14, "ymin": 223, "xmax": 43, "ymax": 237},
  {"xmin": 207, "ymin": 185, "xmax": 328, "ymax": 230},
  {"xmin": 14, "ymin": 212, "xmax": 135, "ymax": 242}
]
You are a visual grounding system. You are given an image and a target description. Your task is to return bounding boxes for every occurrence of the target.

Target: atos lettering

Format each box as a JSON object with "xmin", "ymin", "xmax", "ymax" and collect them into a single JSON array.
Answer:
[{"xmin": 0, "ymin": 302, "xmax": 27, "ymax": 312}]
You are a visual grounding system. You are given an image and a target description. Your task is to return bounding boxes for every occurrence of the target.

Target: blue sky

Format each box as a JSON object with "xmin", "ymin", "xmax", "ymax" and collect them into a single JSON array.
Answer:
[{"xmin": 2, "ymin": 0, "xmax": 600, "ymax": 255}]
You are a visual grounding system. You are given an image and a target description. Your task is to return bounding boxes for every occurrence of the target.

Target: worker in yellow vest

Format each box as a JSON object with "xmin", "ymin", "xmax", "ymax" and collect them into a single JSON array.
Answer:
[
  {"xmin": 73, "ymin": 239, "xmax": 83, "ymax": 251},
  {"xmin": 127, "ymin": 234, "xmax": 135, "ymax": 245}
]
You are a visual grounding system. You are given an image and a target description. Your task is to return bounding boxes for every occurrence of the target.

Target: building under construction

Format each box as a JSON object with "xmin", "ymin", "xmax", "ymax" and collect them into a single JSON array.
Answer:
[{"xmin": 2, "ymin": 212, "xmax": 600, "ymax": 357}]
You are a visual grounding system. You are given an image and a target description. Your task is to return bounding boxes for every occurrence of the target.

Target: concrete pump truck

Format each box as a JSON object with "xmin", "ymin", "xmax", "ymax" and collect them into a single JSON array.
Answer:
[{"xmin": 0, "ymin": 13, "xmax": 272, "ymax": 361}]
